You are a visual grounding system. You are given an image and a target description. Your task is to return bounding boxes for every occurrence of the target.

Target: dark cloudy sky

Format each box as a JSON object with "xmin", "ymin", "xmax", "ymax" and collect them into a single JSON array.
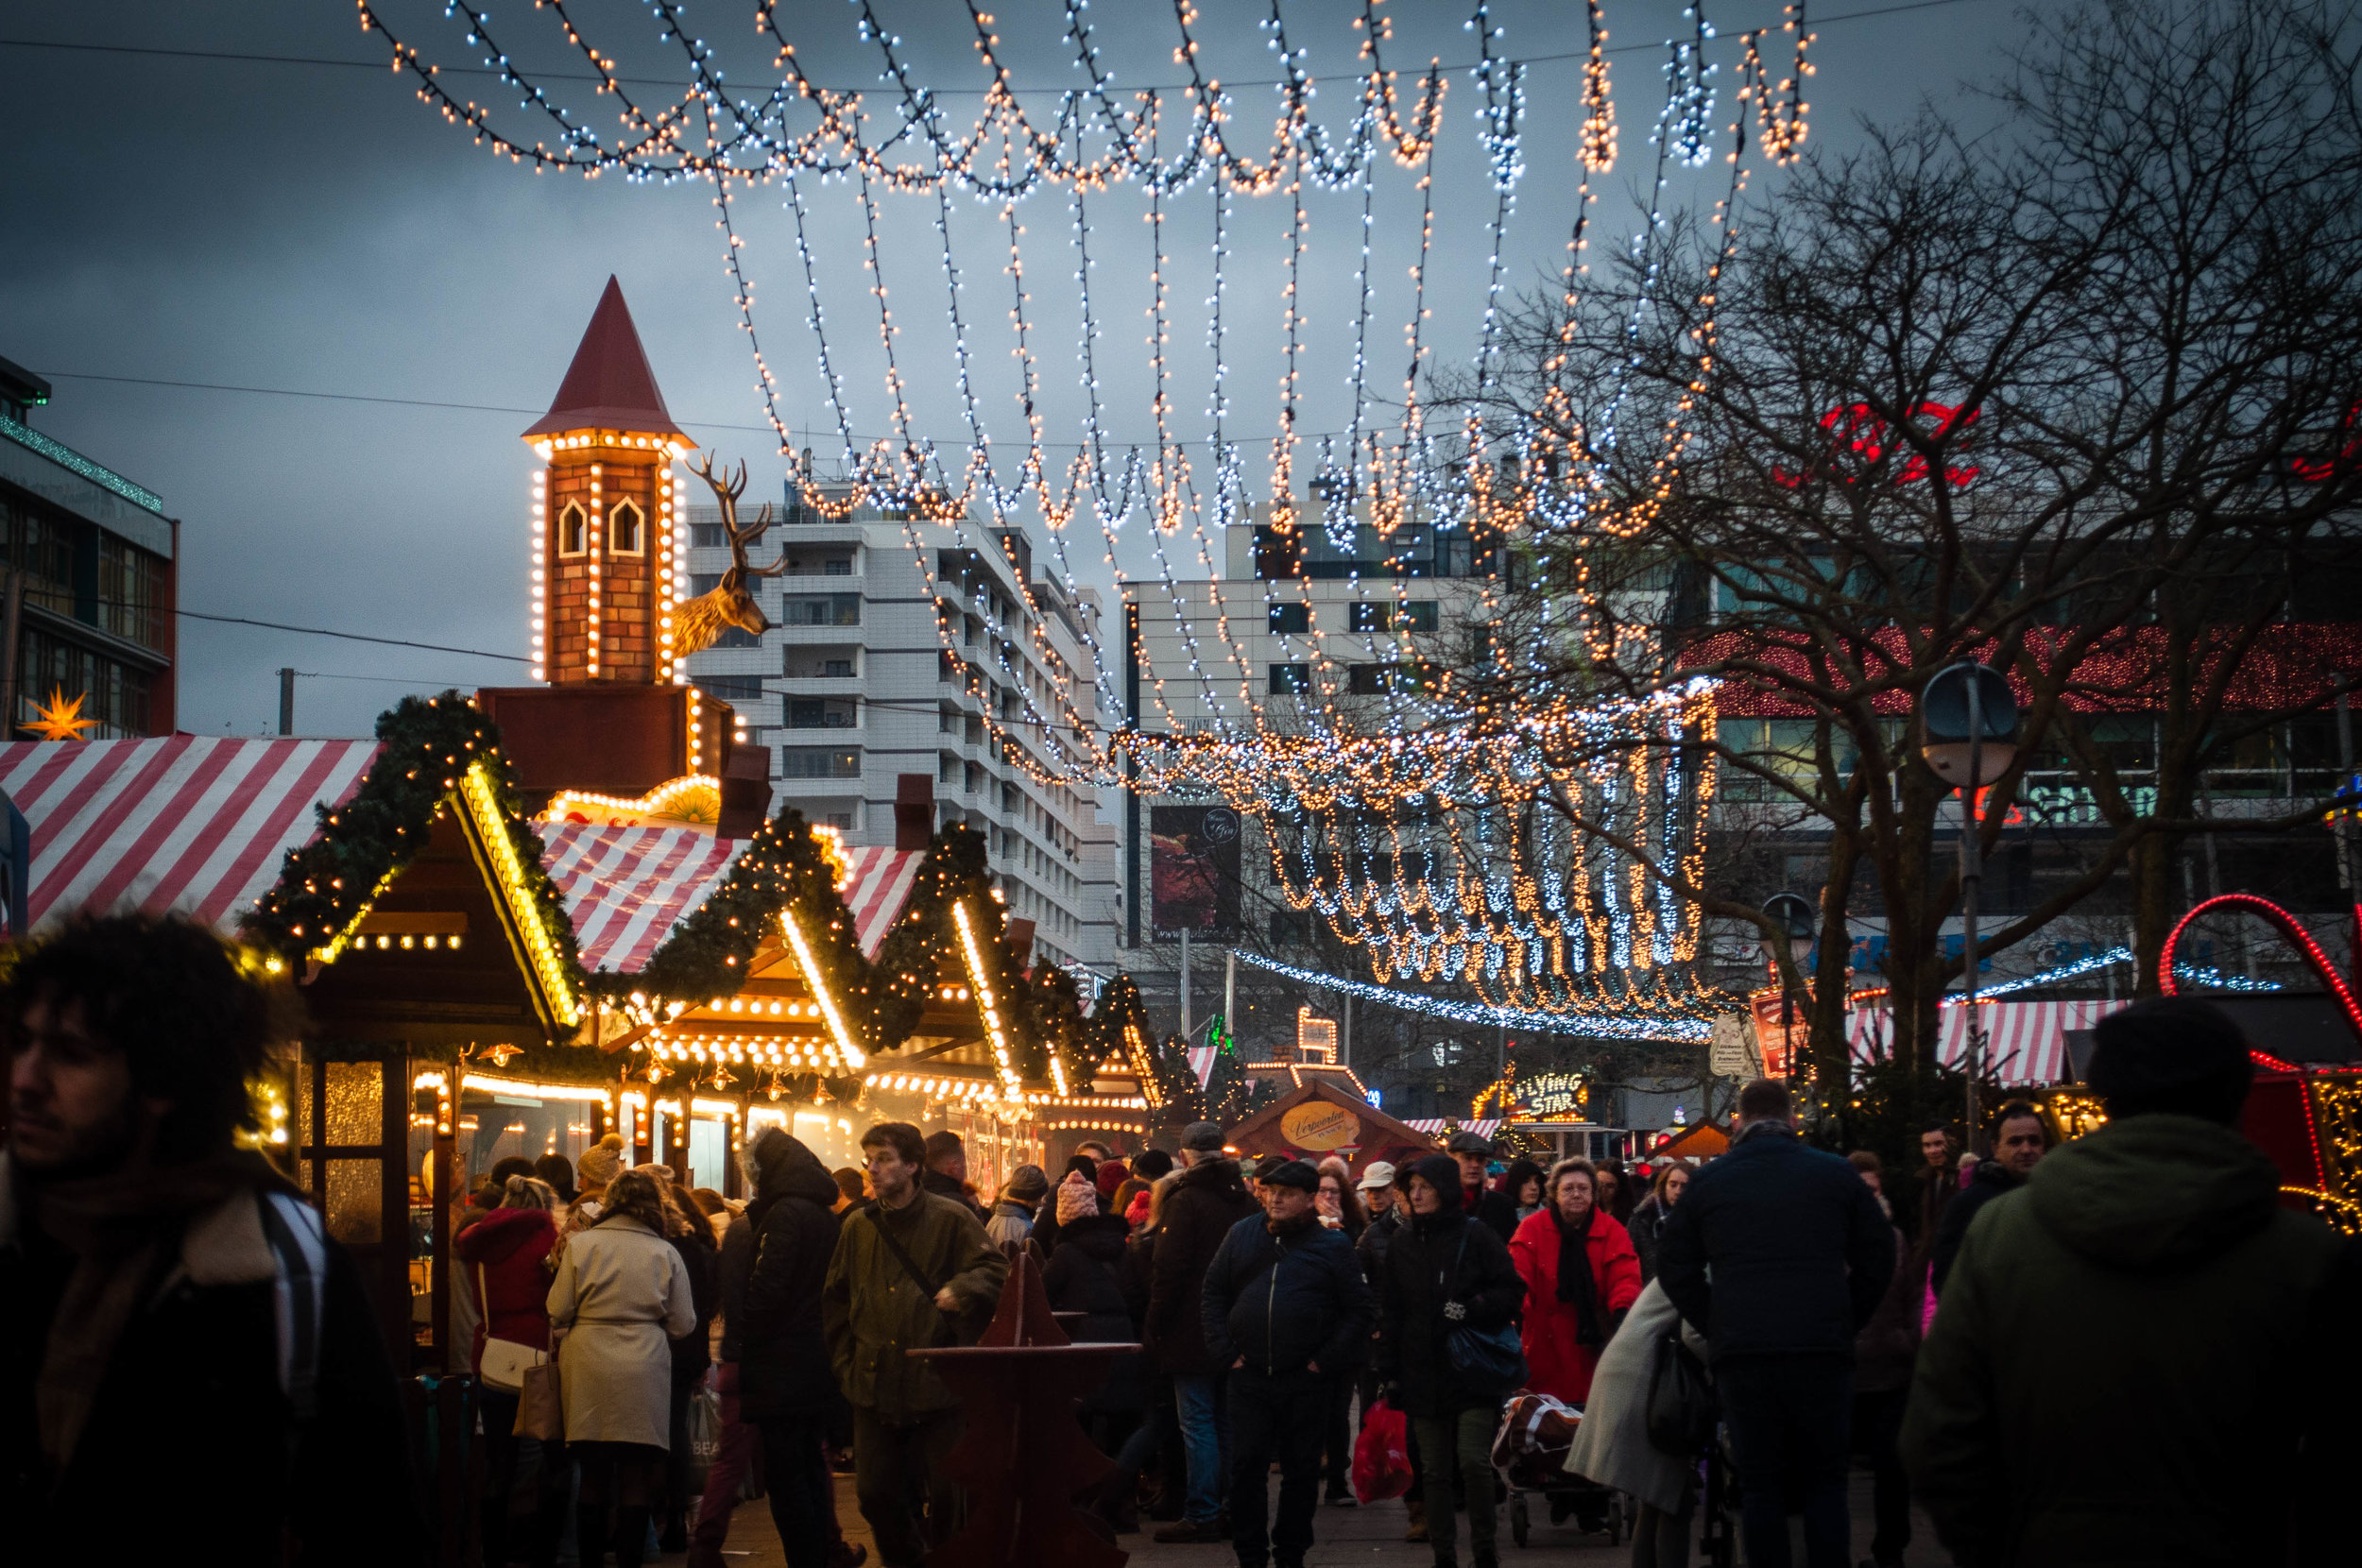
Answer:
[{"xmin": 1, "ymin": 0, "xmax": 2018, "ymax": 738}]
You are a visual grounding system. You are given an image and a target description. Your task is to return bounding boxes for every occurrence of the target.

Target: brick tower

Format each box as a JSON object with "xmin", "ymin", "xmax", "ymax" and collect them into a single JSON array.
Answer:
[{"xmin": 522, "ymin": 277, "xmax": 692, "ymax": 686}]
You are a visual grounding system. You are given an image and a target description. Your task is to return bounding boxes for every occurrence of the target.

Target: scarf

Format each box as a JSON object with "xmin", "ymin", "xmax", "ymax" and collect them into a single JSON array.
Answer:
[
  {"xmin": 1553, "ymin": 1204, "xmax": 1606, "ymax": 1346},
  {"xmin": 1266, "ymin": 1207, "xmax": 1318, "ymax": 1239},
  {"xmin": 21, "ymin": 1150, "xmax": 272, "ymax": 1481}
]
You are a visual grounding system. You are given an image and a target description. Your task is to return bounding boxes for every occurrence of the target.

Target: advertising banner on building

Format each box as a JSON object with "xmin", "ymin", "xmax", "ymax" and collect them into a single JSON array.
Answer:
[{"xmin": 1150, "ymin": 804, "xmax": 1241, "ymax": 939}]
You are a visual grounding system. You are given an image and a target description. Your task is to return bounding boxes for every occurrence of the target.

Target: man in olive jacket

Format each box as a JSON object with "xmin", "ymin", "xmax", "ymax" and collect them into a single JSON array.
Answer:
[
  {"xmin": 1904, "ymin": 998, "xmax": 2359, "ymax": 1567},
  {"xmin": 823, "ymin": 1121, "xmax": 1009, "ymax": 1568}
]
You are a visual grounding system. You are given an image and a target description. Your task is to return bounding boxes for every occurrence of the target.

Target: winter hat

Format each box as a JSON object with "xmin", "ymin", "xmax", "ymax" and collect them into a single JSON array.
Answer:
[
  {"xmin": 1258, "ymin": 1158, "xmax": 1320, "ymax": 1193},
  {"xmin": 577, "ymin": 1133, "xmax": 625, "ymax": 1191},
  {"xmin": 1094, "ymin": 1158, "xmax": 1131, "ymax": 1202},
  {"xmin": 1056, "ymin": 1174, "xmax": 1100, "ymax": 1224},
  {"xmin": 1133, "ymin": 1149, "xmax": 1176, "ymax": 1181},
  {"xmin": 1181, "ymin": 1121, "xmax": 1226, "ymax": 1153},
  {"xmin": 2090, "ymin": 997, "xmax": 2254, "ymax": 1125},
  {"xmin": 1445, "ymin": 1130, "xmax": 1496, "ymax": 1158},
  {"xmin": 1111, "ymin": 1177, "xmax": 1149, "ymax": 1219},
  {"xmin": 1001, "ymin": 1163, "xmax": 1051, "ymax": 1204},
  {"xmin": 1125, "ymin": 1187, "xmax": 1154, "ymax": 1227}
]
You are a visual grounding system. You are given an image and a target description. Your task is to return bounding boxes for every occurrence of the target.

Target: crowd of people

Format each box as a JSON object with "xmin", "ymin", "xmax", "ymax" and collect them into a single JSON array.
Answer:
[{"xmin": 5, "ymin": 914, "xmax": 2358, "ymax": 1568}]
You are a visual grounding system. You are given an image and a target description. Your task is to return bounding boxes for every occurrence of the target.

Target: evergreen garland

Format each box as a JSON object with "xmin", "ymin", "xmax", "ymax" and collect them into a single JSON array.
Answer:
[{"xmin": 246, "ymin": 692, "xmax": 585, "ymax": 995}]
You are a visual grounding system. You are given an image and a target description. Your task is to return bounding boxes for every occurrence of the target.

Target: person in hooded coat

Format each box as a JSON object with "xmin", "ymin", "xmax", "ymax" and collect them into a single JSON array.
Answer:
[
  {"xmin": 1377, "ymin": 1154, "xmax": 1524, "ymax": 1568},
  {"xmin": 1041, "ymin": 1204, "xmax": 1145, "ymax": 1450},
  {"xmin": 1509, "ymin": 1158, "xmax": 1640, "ymax": 1406},
  {"xmin": 1146, "ymin": 1125, "xmax": 1258, "ymax": 1545},
  {"xmin": 1903, "ymin": 998, "xmax": 2361, "ymax": 1567},
  {"xmin": 736, "ymin": 1128, "xmax": 856, "ymax": 1568}
]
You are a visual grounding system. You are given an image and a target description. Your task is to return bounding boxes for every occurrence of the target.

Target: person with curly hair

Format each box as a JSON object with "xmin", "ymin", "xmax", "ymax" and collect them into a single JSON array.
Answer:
[
  {"xmin": 549, "ymin": 1168, "xmax": 697, "ymax": 1568},
  {"xmin": 1, "ymin": 913, "xmax": 420, "ymax": 1564}
]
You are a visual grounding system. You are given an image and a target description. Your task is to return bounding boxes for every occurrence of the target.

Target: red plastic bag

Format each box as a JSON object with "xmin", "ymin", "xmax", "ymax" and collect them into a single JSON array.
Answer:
[{"xmin": 1352, "ymin": 1399, "xmax": 1413, "ymax": 1504}]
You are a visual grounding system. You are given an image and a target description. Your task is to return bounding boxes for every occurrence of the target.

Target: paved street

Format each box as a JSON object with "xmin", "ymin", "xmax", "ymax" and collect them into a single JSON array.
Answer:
[{"xmin": 686, "ymin": 1467, "xmax": 1935, "ymax": 1566}]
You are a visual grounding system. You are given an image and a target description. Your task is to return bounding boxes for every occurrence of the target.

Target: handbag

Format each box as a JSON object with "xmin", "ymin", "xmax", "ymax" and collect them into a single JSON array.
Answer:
[
  {"xmin": 684, "ymin": 1377, "xmax": 723, "ymax": 1496},
  {"xmin": 1644, "ymin": 1332, "xmax": 1717, "ymax": 1455},
  {"xmin": 475, "ymin": 1263, "xmax": 549, "ymax": 1392},
  {"xmin": 1441, "ymin": 1231, "xmax": 1528, "ymax": 1400},
  {"xmin": 514, "ymin": 1357, "xmax": 565, "ymax": 1442}
]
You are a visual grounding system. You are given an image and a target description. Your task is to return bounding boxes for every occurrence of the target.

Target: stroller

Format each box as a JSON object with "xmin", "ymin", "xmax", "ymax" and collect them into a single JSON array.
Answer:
[{"xmin": 1491, "ymin": 1391, "xmax": 1630, "ymax": 1548}]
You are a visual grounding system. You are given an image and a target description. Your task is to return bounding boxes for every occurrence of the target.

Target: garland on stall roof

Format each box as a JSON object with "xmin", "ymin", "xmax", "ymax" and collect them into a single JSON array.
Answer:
[
  {"xmin": 608, "ymin": 802, "xmax": 866, "ymax": 1016},
  {"xmin": 868, "ymin": 823, "xmax": 1048, "ymax": 1080},
  {"xmin": 1087, "ymin": 974, "xmax": 1201, "ymax": 1125},
  {"xmin": 1019, "ymin": 962, "xmax": 1097, "ymax": 1099},
  {"xmin": 246, "ymin": 692, "xmax": 585, "ymax": 994}
]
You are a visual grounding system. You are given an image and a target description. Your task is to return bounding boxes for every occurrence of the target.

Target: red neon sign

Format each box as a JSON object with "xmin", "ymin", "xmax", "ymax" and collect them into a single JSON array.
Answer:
[{"xmin": 2158, "ymin": 892, "xmax": 2362, "ymax": 1045}]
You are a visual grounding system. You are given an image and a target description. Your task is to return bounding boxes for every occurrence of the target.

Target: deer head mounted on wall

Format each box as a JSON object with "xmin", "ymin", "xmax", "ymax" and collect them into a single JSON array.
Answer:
[{"xmin": 675, "ymin": 455, "xmax": 792, "ymax": 658}]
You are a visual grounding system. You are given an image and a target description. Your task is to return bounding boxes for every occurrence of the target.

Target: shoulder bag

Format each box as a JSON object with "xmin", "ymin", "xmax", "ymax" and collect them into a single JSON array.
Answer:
[
  {"xmin": 865, "ymin": 1207, "xmax": 972, "ymax": 1345},
  {"xmin": 1644, "ymin": 1332, "xmax": 1717, "ymax": 1455},
  {"xmin": 474, "ymin": 1261, "xmax": 549, "ymax": 1392},
  {"xmin": 1441, "ymin": 1229, "xmax": 1528, "ymax": 1399}
]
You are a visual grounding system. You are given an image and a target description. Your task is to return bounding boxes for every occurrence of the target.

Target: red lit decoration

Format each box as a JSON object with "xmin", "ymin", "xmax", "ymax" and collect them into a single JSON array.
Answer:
[
  {"xmin": 1694, "ymin": 622, "xmax": 2362, "ymax": 718},
  {"xmin": 1772, "ymin": 401, "xmax": 1979, "ymax": 488},
  {"xmin": 2288, "ymin": 400, "xmax": 2360, "ymax": 483},
  {"xmin": 2158, "ymin": 893, "xmax": 2362, "ymax": 1045}
]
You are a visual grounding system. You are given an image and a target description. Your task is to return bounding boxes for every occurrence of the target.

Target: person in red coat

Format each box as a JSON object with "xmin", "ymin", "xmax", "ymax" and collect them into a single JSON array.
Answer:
[
  {"xmin": 1510, "ymin": 1158, "xmax": 1642, "ymax": 1406},
  {"xmin": 456, "ymin": 1175, "xmax": 565, "ymax": 1568}
]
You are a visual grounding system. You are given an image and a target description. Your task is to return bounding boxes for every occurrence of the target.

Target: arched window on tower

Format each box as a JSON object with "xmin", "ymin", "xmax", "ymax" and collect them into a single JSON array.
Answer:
[
  {"xmin": 610, "ymin": 498, "xmax": 645, "ymax": 556},
  {"xmin": 557, "ymin": 501, "xmax": 587, "ymax": 557}
]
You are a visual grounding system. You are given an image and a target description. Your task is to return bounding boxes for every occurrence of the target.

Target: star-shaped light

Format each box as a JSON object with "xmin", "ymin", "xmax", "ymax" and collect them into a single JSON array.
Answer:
[{"xmin": 25, "ymin": 688, "xmax": 95, "ymax": 742}]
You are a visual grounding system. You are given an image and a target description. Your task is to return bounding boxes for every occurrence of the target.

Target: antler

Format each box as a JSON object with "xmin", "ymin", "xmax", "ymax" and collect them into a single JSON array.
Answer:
[
  {"xmin": 692, "ymin": 455, "xmax": 762, "ymax": 570},
  {"xmin": 743, "ymin": 503, "xmax": 796, "ymax": 576}
]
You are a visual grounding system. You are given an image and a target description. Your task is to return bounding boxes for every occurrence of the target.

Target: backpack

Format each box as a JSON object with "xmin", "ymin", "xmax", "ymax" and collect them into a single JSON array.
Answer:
[{"xmin": 255, "ymin": 1191, "xmax": 330, "ymax": 1431}]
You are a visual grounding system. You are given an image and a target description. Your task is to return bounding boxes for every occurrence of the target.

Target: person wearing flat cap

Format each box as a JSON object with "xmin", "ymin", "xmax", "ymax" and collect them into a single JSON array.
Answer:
[
  {"xmin": 1200, "ymin": 1157, "xmax": 1375, "ymax": 1568},
  {"xmin": 1446, "ymin": 1131, "xmax": 1521, "ymax": 1244}
]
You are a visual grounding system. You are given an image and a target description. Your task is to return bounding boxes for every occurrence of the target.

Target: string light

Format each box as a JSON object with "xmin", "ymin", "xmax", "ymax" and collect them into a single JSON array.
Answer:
[{"xmin": 1232, "ymin": 947, "xmax": 1708, "ymax": 1044}]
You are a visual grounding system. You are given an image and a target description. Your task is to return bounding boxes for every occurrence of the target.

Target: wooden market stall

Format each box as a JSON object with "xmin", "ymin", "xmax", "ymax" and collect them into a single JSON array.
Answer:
[{"xmin": 1224, "ymin": 1078, "xmax": 1443, "ymax": 1182}]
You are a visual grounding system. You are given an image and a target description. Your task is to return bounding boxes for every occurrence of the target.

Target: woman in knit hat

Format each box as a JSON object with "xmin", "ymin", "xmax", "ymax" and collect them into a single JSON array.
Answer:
[{"xmin": 988, "ymin": 1163, "xmax": 1052, "ymax": 1251}]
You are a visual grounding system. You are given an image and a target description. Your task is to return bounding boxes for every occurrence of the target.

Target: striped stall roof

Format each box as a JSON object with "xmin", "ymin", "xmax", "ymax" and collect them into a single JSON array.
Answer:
[
  {"xmin": 1847, "ymin": 999, "xmax": 2114, "ymax": 1086},
  {"xmin": 839, "ymin": 845, "xmax": 924, "ymax": 959},
  {"xmin": 1187, "ymin": 1045, "xmax": 1220, "ymax": 1089},
  {"xmin": 0, "ymin": 737, "xmax": 381, "ymax": 933},
  {"xmin": 1402, "ymin": 1117, "xmax": 1503, "ymax": 1142},
  {"xmin": 535, "ymin": 823, "xmax": 740, "ymax": 974}
]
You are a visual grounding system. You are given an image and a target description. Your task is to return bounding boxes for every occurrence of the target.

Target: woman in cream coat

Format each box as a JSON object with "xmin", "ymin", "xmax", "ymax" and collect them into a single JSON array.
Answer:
[
  {"xmin": 548, "ymin": 1168, "xmax": 696, "ymax": 1568},
  {"xmin": 1564, "ymin": 1277, "xmax": 1708, "ymax": 1568}
]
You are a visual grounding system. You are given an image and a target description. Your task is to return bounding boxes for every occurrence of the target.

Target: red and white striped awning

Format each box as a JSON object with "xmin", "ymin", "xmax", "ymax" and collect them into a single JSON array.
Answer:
[
  {"xmin": 1187, "ymin": 1045, "xmax": 1220, "ymax": 1088},
  {"xmin": 1402, "ymin": 1118, "xmax": 1503, "ymax": 1142},
  {"xmin": 535, "ymin": 822, "xmax": 739, "ymax": 974},
  {"xmin": 0, "ymin": 737, "xmax": 381, "ymax": 933},
  {"xmin": 1847, "ymin": 1000, "xmax": 2114, "ymax": 1085},
  {"xmin": 840, "ymin": 845, "xmax": 923, "ymax": 960}
]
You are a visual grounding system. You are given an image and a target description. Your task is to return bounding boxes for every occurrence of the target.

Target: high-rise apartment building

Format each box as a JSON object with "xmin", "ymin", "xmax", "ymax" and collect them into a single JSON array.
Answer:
[{"xmin": 684, "ymin": 487, "xmax": 1121, "ymax": 975}]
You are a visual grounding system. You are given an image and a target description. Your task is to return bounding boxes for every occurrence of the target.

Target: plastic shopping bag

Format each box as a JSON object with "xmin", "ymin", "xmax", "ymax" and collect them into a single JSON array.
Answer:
[
  {"xmin": 1352, "ymin": 1398, "xmax": 1414, "ymax": 1504},
  {"xmin": 685, "ymin": 1376, "xmax": 723, "ymax": 1496}
]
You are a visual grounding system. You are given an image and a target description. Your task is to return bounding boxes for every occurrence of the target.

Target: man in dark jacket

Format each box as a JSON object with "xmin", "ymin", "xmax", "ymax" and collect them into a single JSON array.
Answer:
[
  {"xmin": 0, "ymin": 915, "xmax": 419, "ymax": 1566},
  {"xmin": 1658, "ymin": 1078, "xmax": 1893, "ymax": 1568},
  {"xmin": 1202, "ymin": 1158, "xmax": 1374, "ymax": 1568},
  {"xmin": 1446, "ymin": 1131, "xmax": 1520, "ymax": 1243},
  {"xmin": 1926, "ymin": 1101, "xmax": 2046, "ymax": 1296},
  {"xmin": 1148, "ymin": 1119, "xmax": 1260, "ymax": 1544},
  {"xmin": 921, "ymin": 1128, "xmax": 987, "ymax": 1220},
  {"xmin": 1904, "ymin": 998, "xmax": 2359, "ymax": 1566},
  {"xmin": 732, "ymin": 1128, "xmax": 858, "ymax": 1568},
  {"xmin": 1376, "ymin": 1154, "xmax": 1524, "ymax": 1568},
  {"xmin": 824, "ymin": 1121, "xmax": 1007, "ymax": 1568}
]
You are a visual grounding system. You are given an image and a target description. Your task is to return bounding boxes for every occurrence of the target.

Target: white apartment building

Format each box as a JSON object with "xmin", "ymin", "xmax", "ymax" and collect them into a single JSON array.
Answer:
[
  {"xmin": 684, "ymin": 489, "xmax": 1121, "ymax": 974},
  {"xmin": 1122, "ymin": 506, "xmax": 1497, "ymax": 951}
]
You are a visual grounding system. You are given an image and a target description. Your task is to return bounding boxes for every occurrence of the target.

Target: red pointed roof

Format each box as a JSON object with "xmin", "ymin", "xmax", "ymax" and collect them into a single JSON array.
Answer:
[{"xmin": 522, "ymin": 276, "xmax": 692, "ymax": 443}]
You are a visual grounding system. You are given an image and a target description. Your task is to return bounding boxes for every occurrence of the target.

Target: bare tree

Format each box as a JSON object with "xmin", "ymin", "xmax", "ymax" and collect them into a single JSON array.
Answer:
[{"xmin": 1445, "ymin": 0, "xmax": 2362, "ymax": 1116}]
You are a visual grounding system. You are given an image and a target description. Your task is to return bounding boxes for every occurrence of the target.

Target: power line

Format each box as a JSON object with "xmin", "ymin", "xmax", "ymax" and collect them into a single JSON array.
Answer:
[
  {"xmin": 177, "ymin": 607, "xmax": 528, "ymax": 662},
  {"xmin": 0, "ymin": 5, "xmax": 2002, "ymax": 98}
]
